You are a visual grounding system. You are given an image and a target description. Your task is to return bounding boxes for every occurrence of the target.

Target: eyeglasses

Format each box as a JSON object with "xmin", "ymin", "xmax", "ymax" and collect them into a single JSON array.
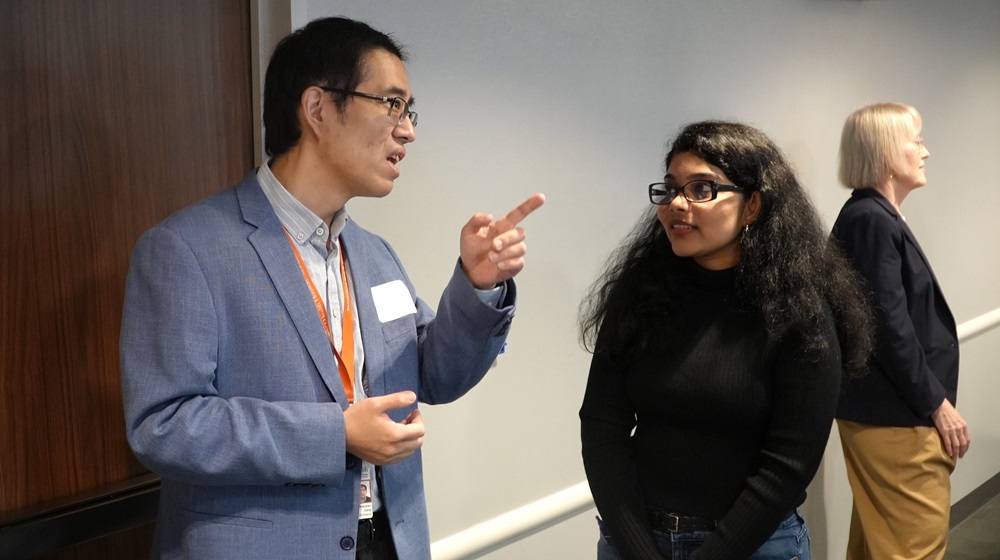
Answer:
[
  {"xmin": 320, "ymin": 87, "xmax": 418, "ymax": 127},
  {"xmin": 648, "ymin": 180, "xmax": 746, "ymax": 205}
]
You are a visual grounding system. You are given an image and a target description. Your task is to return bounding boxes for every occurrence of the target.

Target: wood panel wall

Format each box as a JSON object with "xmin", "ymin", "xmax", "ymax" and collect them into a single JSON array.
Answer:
[{"xmin": 0, "ymin": 0, "xmax": 254, "ymax": 557}]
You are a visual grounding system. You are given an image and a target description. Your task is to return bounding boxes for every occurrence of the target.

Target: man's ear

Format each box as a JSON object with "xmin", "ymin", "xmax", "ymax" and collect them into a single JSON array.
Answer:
[
  {"xmin": 299, "ymin": 86, "xmax": 328, "ymax": 139},
  {"xmin": 744, "ymin": 190, "xmax": 763, "ymax": 226}
]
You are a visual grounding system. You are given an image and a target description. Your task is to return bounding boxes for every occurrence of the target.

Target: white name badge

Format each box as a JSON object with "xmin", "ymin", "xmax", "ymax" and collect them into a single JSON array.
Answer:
[
  {"xmin": 371, "ymin": 280, "xmax": 417, "ymax": 323},
  {"xmin": 359, "ymin": 464, "xmax": 373, "ymax": 520}
]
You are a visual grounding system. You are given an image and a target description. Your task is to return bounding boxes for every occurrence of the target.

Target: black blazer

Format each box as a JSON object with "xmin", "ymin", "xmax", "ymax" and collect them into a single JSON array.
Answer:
[{"xmin": 831, "ymin": 188, "xmax": 958, "ymax": 427}]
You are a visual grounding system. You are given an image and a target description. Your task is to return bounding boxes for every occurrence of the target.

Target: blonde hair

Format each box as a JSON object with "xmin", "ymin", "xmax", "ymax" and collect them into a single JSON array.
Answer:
[{"xmin": 838, "ymin": 103, "xmax": 921, "ymax": 189}]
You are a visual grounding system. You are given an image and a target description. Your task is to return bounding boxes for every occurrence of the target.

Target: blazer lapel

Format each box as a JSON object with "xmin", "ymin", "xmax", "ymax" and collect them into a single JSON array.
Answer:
[
  {"xmin": 860, "ymin": 189, "xmax": 955, "ymax": 328},
  {"xmin": 897, "ymin": 217, "xmax": 955, "ymax": 326},
  {"xmin": 340, "ymin": 221, "xmax": 387, "ymax": 398},
  {"xmin": 866, "ymin": 190, "xmax": 941, "ymax": 288},
  {"xmin": 235, "ymin": 176, "xmax": 350, "ymax": 408}
]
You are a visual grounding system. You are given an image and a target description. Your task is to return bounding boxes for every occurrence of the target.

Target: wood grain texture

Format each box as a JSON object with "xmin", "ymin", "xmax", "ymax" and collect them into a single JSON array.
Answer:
[
  {"xmin": 0, "ymin": 0, "xmax": 252, "ymax": 556},
  {"xmin": 35, "ymin": 525, "xmax": 157, "ymax": 560}
]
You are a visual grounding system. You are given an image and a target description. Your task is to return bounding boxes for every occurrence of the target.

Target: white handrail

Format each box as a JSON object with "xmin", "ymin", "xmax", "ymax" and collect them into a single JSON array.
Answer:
[
  {"xmin": 430, "ymin": 482, "xmax": 594, "ymax": 560},
  {"xmin": 957, "ymin": 307, "xmax": 1000, "ymax": 343},
  {"xmin": 429, "ymin": 307, "xmax": 1000, "ymax": 559}
]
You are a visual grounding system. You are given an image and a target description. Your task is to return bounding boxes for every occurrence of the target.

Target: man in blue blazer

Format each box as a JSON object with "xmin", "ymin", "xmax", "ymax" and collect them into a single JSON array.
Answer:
[
  {"xmin": 120, "ymin": 17, "xmax": 544, "ymax": 560},
  {"xmin": 832, "ymin": 103, "xmax": 968, "ymax": 559}
]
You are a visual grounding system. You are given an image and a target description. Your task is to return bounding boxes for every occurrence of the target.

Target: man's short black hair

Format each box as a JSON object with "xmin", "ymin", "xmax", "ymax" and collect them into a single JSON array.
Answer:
[{"xmin": 263, "ymin": 17, "xmax": 407, "ymax": 158}]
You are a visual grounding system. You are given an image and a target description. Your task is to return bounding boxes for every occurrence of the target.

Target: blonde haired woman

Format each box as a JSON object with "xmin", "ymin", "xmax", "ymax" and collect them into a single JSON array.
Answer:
[{"xmin": 832, "ymin": 103, "xmax": 969, "ymax": 559}]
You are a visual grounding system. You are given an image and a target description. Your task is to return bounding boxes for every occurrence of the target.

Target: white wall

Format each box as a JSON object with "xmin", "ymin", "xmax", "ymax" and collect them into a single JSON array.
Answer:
[{"xmin": 259, "ymin": 1, "xmax": 1000, "ymax": 558}]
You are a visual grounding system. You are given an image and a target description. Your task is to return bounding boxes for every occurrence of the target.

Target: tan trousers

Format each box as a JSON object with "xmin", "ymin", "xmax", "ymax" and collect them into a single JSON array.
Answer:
[{"xmin": 837, "ymin": 419, "xmax": 955, "ymax": 560}]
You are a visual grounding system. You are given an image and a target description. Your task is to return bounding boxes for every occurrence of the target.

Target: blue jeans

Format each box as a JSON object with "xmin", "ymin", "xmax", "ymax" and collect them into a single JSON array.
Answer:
[{"xmin": 597, "ymin": 510, "xmax": 810, "ymax": 560}]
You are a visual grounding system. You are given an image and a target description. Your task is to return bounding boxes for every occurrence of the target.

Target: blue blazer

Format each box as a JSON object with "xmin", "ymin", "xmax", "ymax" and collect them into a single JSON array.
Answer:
[
  {"xmin": 831, "ymin": 188, "xmax": 958, "ymax": 427},
  {"xmin": 120, "ymin": 173, "xmax": 515, "ymax": 560}
]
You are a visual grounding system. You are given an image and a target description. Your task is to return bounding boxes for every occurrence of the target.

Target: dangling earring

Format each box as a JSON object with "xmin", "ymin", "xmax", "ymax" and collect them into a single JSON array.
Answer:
[{"xmin": 743, "ymin": 223, "xmax": 749, "ymax": 235}]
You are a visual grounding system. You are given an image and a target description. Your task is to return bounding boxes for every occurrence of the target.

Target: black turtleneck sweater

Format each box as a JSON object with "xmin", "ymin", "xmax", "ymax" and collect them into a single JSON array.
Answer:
[{"xmin": 580, "ymin": 263, "xmax": 841, "ymax": 559}]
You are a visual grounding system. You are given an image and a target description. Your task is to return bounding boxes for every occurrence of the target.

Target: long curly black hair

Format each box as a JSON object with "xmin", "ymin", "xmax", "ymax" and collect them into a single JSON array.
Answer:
[{"xmin": 579, "ymin": 120, "xmax": 873, "ymax": 374}]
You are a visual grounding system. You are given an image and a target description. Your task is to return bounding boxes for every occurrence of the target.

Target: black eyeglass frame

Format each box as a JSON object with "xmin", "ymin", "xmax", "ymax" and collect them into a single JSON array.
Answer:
[
  {"xmin": 648, "ymin": 180, "xmax": 746, "ymax": 205},
  {"xmin": 320, "ymin": 87, "xmax": 418, "ymax": 127}
]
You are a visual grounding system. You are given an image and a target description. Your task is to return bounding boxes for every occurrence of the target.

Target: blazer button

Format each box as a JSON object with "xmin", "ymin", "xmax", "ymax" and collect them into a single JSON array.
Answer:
[
  {"xmin": 340, "ymin": 536, "xmax": 355, "ymax": 550},
  {"xmin": 346, "ymin": 456, "xmax": 357, "ymax": 469}
]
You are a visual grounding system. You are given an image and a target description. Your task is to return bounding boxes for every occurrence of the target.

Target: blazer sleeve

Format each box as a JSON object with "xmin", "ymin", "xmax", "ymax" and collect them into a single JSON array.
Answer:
[
  {"xmin": 412, "ymin": 254, "xmax": 516, "ymax": 405},
  {"xmin": 833, "ymin": 208, "xmax": 947, "ymax": 418},
  {"xmin": 120, "ymin": 225, "xmax": 348, "ymax": 487},
  {"xmin": 345, "ymin": 223, "xmax": 516, "ymax": 406}
]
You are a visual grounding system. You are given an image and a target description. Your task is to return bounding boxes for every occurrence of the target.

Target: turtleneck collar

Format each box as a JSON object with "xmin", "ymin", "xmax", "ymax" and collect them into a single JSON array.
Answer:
[{"xmin": 679, "ymin": 257, "xmax": 738, "ymax": 292}]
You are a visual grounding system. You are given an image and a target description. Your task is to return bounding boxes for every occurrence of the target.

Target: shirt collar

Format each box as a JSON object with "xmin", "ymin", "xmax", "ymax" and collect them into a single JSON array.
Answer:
[{"xmin": 256, "ymin": 161, "xmax": 349, "ymax": 246}]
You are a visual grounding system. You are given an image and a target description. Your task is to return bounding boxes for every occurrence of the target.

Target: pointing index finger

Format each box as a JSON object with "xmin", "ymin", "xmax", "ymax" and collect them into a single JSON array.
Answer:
[{"xmin": 495, "ymin": 193, "xmax": 546, "ymax": 231}]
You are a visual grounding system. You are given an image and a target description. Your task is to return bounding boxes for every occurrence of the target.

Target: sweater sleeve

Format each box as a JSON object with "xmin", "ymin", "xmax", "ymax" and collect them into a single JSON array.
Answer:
[
  {"xmin": 692, "ymin": 317, "xmax": 842, "ymax": 559},
  {"xmin": 580, "ymin": 339, "xmax": 666, "ymax": 560}
]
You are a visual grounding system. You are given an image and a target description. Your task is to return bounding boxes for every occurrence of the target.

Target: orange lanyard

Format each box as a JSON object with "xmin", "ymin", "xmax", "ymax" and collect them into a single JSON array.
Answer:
[{"xmin": 284, "ymin": 229, "xmax": 355, "ymax": 403}]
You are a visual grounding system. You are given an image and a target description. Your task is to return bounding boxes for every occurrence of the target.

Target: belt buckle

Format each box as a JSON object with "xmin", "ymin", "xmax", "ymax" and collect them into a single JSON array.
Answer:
[{"xmin": 668, "ymin": 513, "xmax": 681, "ymax": 533}]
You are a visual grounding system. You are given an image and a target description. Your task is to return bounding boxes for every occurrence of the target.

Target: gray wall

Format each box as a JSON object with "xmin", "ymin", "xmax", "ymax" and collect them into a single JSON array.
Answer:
[{"xmin": 260, "ymin": 1, "xmax": 1000, "ymax": 557}]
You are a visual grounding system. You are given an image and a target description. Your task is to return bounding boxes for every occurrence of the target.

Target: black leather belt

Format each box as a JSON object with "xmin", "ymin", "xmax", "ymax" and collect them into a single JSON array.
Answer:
[
  {"xmin": 357, "ymin": 509, "xmax": 388, "ymax": 549},
  {"xmin": 648, "ymin": 507, "xmax": 717, "ymax": 533}
]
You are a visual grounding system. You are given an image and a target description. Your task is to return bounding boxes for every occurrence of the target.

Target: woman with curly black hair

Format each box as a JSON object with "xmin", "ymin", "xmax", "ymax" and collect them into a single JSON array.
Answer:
[{"xmin": 579, "ymin": 120, "xmax": 873, "ymax": 559}]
